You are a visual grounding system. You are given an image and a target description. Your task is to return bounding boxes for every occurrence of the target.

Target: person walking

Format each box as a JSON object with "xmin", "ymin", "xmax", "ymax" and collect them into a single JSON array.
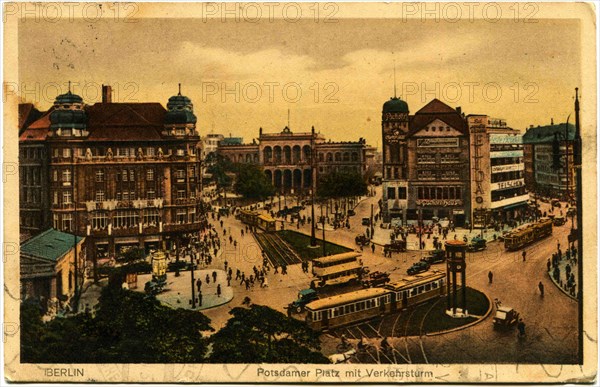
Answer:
[
  {"xmin": 371, "ymin": 244, "xmax": 375, "ymax": 254},
  {"xmin": 196, "ymin": 278, "xmax": 202, "ymax": 293},
  {"xmin": 517, "ymin": 319, "xmax": 526, "ymax": 338},
  {"xmin": 216, "ymin": 284, "xmax": 222, "ymax": 297},
  {"xmin": 488, "ymin": 271, "xmax": 493, "ymax": 284},
  {"xmin": 198, "ymin": 291, "xmax": 203, "ymax": 307},
  {"xmin": 205, "ymin": 274, "xmax": 210, "ymax": 285},
  {"xmin": 538, "ymin": 281, "xmax": 544, "ymax": 297},
  {"xmin": 522, "ymin": 250, "xmax": 527, "ymax": 262},
  {"xmin": 212, "ymin": 270, "xmax": 217, "ymax": 282}
]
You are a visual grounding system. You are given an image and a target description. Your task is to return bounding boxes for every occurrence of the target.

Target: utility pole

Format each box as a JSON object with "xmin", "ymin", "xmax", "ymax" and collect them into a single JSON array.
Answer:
[
  {"xmin": 190, "ymin": 248, "xmax": 196, "ymax": 308},
  {"xmin": 310, "ymin": 127, "xmax": 317, "ymax": 246},
  {"xmin": 72, "ymin": 147, "xmax": 79, "ymax": 313}
]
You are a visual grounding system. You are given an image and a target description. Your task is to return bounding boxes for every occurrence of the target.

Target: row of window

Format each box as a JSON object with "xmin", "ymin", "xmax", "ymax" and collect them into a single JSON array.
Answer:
[
  {"xmin": 53, "ymin": 189, "xmax": 195, "ymax": 204},
  {"xmin": 19, "ymin": 147, "xmax": 45, "ymax": 160},
  {"xmin": 52, "ymin": 168, "xmax": 195, "ymax": 184},
  {"xmin": 491, "ymin": 187, "xmax": 527, "ymax": 202},
  {"xmin": 491, "ymin": 157, "xmax": 523, "ymax": 166},
  {"xmin": 417, "ymin": 169, "xmax": 461, "ymax": 180},
  {"xmin": 21, "ymin": 187, "xmax": 41, "ymax": 204},
  {"xmin": 52, "ymin": 146, "xmax": 197, "ymax": 159},
  {"xmin": 386, "ymin": 187, "xmax": 407, "ymax": 200},
  {"xmin": 20, "ymin": 167, "xmax": 41, "ymax": 186},
  {"xmin": 491, "ymin": 171, "xmax": 524, "ymax": 183},
  {"xmin": 417, "ymin": 186, "xmax": 463, "ymax": 200},
  {"xmin": 311, "ymin": 279, "xmax": 445, "ymax": 321}
]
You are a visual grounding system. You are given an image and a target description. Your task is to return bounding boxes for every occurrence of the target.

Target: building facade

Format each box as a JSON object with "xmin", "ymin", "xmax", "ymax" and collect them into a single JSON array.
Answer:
[
  {"xmin": 217, "ymin": 126, "xmax": 375, "ymax": 194},
  {"xmin": 20, "ymin": 85, "xmax": 205, "ymax": 270},
  {"xmin": 20, "ymin": 229, "xmax": 85, "ymax": 309},
  {"xmin": 467, "ymin": 115, "xmax": 528, "ymax": 227},
  {"xmin": 381, "ymin": 98, "xmax": 470, "ymax": 226},
  {"xmin": 522, "ymin": 122, "xmax": 575, "ymax": 199}
]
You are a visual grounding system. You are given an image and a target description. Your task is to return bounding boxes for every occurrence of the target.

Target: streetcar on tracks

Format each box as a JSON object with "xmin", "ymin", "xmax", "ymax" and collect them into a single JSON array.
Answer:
[
  {"xmin": 503, "ymin": 218, "xmax": 553, "ymax": 251},
  {"xmin": 311, "ymin": 252, "xmax": 361, "ymax": 277},
  {"xmin": 237, "ymin": 209, "xmax": 276, "ymax": 232},
  {"xmin": 305, "ymin": 270, "xmax": 446, "ymax": 331}
]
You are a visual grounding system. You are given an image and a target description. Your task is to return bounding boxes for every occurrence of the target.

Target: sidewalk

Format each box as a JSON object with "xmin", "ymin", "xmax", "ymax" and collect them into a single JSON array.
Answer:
[{"xmin": 547, "ymin": 256, "xmax": 578, "ymax": 301}]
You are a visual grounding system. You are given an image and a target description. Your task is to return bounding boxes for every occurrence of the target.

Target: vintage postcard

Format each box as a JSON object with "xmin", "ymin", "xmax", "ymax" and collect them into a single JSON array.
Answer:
[{"xmin": 3, "ymin": 1, "xmax": 597, "ymax": 384}]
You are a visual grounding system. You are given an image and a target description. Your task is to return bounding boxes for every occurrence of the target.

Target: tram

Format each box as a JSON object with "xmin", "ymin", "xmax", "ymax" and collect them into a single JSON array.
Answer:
[
  {"xmin": 503, "ymin": 218, "xmax": 553, "ymax": 251},
  {"xmin": 311, "ymin": 252, "xmax": 361, "ymax": 277},
  {"xmin": 305, "ymin": 270, "xmax": 446, "ymax": 331},
  {"xmin": 237, "ymin": 209, "xmax": 277, "ymax": 232}
]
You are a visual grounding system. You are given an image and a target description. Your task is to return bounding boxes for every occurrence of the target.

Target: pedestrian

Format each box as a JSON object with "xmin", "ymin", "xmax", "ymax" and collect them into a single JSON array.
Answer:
[
  {"xmin": 224, "ymin": 260, "xmax": 228, "ymax": 271},
  {"xmin": 371, "ymin": 244, "xmax": 375, "ymax": 254},
  {"xmin": 547, "ymin": 259, "xmax": 551, "ymax": 272},
  {"xmin": 245, "ymin": 278, "xmax": 250, "ymax": 290},
  {"xmin": 217, "ymin": 284, "xmax": 222, "ymax": 297},
  {"xmin": 196, "ymin": 278, "xmax": 202, "ymax": 292},
  {"xmin": 522, "ymin": 250, "xmax": 527, "ymax": 262},
  {"xmin": 236, "ymin": 269, "xmax": 241, "ymax": 280},
  {"xmin": 517, "ymin": 319, "xmax": 526, "ymax": 338},
  {"xmin": 205, "ymin": 274, "xmax": 210, "ymax": 284},
  {"xmin": 538, "ymin": 281, "xmax": 544, "ymax": 297},
  {"xmin": 212, "ymin": 271, "xmax": 217, "ymax": 282},
  {"xmin": 488, "ymin": 271, "xmax": 493, "ymax": 284},
  {"xmin": 198, "ymin": 291, "xmax": 203, "ymax": 306},
  {"xmin": 227, "ymin": 275, "xmax": 231, "ymax": 287}
]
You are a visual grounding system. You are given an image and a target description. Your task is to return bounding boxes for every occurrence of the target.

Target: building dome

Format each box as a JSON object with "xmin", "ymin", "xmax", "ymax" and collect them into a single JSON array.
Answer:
[
  {"xmin": 49, "ymin": 87, "xmax": 87, "ymax": 130},
  {"xmin": 165, "ymin": 84, "xmax": 197, "ymax": 125},
  {"xmin": 383, "ymin": 97, "xmax": 409, "ymax": 113}
]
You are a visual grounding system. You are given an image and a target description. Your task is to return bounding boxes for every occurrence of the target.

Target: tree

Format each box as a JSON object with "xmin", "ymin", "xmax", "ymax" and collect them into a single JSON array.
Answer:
[
  {"xmin": 206, "ymin": 154, "xmax": 234, "ymax": 191},
  {"xmin": 317, "ymin": 170, "xmax": 368, "ymax": 199},
  {"xmin": 233, "ymin": 164, "xmax": 275, "ymax": 200},
  {"xmin": 20, "ymin": 283, "xmax": 213, "ymax": 363},
  {"xmin": 209, "ymin": 305, "xmax": 329, "ymax": 363}
]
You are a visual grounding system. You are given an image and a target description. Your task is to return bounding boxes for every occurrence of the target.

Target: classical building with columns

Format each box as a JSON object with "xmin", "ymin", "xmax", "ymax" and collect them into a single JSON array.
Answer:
[{"xmin": 217, "ymin": 126, "xmax": 375, "ymax": 194}]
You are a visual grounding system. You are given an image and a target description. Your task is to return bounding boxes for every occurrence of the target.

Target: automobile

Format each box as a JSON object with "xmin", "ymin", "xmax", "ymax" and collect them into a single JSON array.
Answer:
[
  {"xmin": 551, "ymin": 199, "xmax": 562, "ymax": 208},
  {"xmin": 553, "ymin": 216, "xmax": 566, "ymax": 226},
  {"xmin": 347, "ymin": 209, "xmax": 356, "ymax": 216},
  {"xmin": 218, "ymin": 207, "xmax": 230, "ymax": 216},
  {"xmin": 291, "ymin": 205, "xmax": 304, "ymax": 213},
  {"xmin": 384, "ymin": 240, "xmax": 406, "ymax": 254},
  {"xmin": 407, "ymin": 261, "xmax": 430, "ymax": 275},
  {"xmin": 493, "ymin": 306, "xmax": 520, "ymax": 330},
  {"xmin": 289, "ymin": 288, "xmax": 319, "ymax": 313},
  {"xmin": 421, "ymin": 249, "xmax": 445, "ymax": 264},
  {"xmin": 144, "ymin": 278, "xmax": 166, "ymax": 296},
  {"xmin": 355, "ymin": 234, "xmax": 370, "ymax": 246},
  {"xmin": 361, "ymin": 271, "xmax": 390, "ymax": 288},
  {"xmin": 466, "ymin": 237, "xmax": 487, "ymax": 252},
  {"xmin": 361, "ymin": 217, "xmax": 371, "ymax": 226}
]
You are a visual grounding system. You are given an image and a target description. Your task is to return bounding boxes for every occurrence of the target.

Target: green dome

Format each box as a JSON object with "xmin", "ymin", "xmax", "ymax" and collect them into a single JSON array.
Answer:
[
  {"xmin": 165, "ymin": 86, "xmax": 197, "ymax": 125},
  {"xmin": 50, "ymin": 90, "xmax": 87, "ymax": 130},
  {"xmin": 383, "ymin": 97, "xmax": 409, "ymax": 113}
]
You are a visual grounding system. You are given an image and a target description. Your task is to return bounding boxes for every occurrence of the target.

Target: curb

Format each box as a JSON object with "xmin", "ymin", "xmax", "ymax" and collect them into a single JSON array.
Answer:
[
  {"xmin": 546, "ymin": 269, "xmax": 578, "ymax": 301},
  {"xmin": 425, "ymin": 289, "xmax": 493, "ymax": 337}
]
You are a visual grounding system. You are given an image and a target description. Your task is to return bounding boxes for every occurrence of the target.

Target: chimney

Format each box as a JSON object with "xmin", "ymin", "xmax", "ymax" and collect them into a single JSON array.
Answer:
[
  {"xmin": 102, "ymin": 85, "xmax": 112, "ymax": 103},
  {"xmin": 456, "ymin": 106, "xmax": 462, "ymax": 115}
]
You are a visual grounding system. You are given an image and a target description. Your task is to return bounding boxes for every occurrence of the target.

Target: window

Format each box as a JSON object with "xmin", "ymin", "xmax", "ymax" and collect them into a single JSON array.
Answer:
[
  {"xmin": 122, "ymin": 170, "xmax": 128, "ymax": 182},
  {"xmin": 95, "ymin": 170, "xmax": 104, "ymax": 182},
  {"xmin": 62, "ymin": 148, "xmax": 71, "ymax": 158},
  {"xmin": 53, "ymin": 214, "xmax": 59, "ymax": 229},
  {"xmin": 62, "ymin": 169, "xmax": 71, "ymax": 183},
  {"xmin": 116, "ymin": 192, "xmax": 121, "ymax": 201},
  {"xmin": 399, "ymin": 187, "xmax": 407, "ymax": 200},
  {"xmin": 117, "ymin": 148, "xmax": 128, "ymax": 157},
  {"xmin": 143, "ymin": 209, "xmax": 159, "ymax": 226},
  {"xmin": 53, "ymin": 169, "xmax": 58, "ymax": 182},
  {"xmin": 177, "ymin": 190, "xmax": 186, "ymax": 199},
  {"xmin": 146, "ymin": 147, "xmax": 155, "ymax": 157},
  {"xmin": 53, "ymin": 191, "xmax": 58, "ymax": 205},
  {"xmin": 176, "ymin": 129, "xmax": 185, "ymax": 136},
  {"xmin": 147, "ymin": 190, "xmax": 156, "ymax": 200},
  {"xmin": 146, "ymin": 169, "xmax": 154, "ymax": 181},
  {"xmin": 176, "ymin": 148, "xmax": 185, "ymax": 156},
  {"xmin": 95, "ymin": 190, "xmax": 105, "ymax": 202},
  {"xmin": 175, "ymin": 169, "xmax": 185, "ymax": 179},
  {"xmin": 114, "ymin": 210, "xmax": 137, "ymax": 229},
  {"xmin": 387, "ymin": 187, "xmax": 396, "ymax": 200},
  {"xmin": 176, "ymin": 209, "xmax": 186, "ymax": 224},
  {"xmin": 129, "ymin": 170, "xmax": 135, "ymax": 181},
  {"xmin": 188, "ymin": 207, "xmax": 196, "ymax": 223},
  {"xmin": 92, "ymin": 212, "xmax": 107, "ymax": 230},
  {"xmin": 62, "ymin": 213, "xmax": 72, "ymax": 232},
  {"xmin": 122, "ymin": 192, "xmax": 129, "ymax": 201},
  {"xmin": 63, "ymin": 191, "xmax": 72, "ymax": 204}
]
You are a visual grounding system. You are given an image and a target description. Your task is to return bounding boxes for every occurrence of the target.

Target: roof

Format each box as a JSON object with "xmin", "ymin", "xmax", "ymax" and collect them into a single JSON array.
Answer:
[
  {"xmin": 20, "ymin": 229, "xmax": 83, "ymax": 262},
  {"xmin": 313, "ymin": 251, "xmax": 361, "ymax": 265},
  {"xmin": 386, "ymin": 270, "xmax": 445, "ymax": 291},
  {"xmin": 383, "ymin": 97, "xmax": 409, "ymax": 113},
  {"xmin": 19, "ymin": 103, "xmax": 42, "ymax": 132},
  {"xmin": 409, "ymin": 99, "xmax": 466, "ymax": 136},
  {"xmin": 305, "ymin": 287, "xmax": 389, "ymax": 310},
  {"xmin": 522, "ymin": 123, "xmax": 576, "ymax": 144},
  {"xmin": 257, "ymin": 214, "xmax": 275, "ymax": 222},
  {"xmin": 85, "ymin": 103, "xmax": 167, "ymax": 141}
]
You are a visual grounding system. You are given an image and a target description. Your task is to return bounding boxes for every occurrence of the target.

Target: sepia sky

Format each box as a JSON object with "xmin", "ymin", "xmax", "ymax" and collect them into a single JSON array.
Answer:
[{"xmin": 18, "ymin": 7, "xmax": 582, "ymax": 148}]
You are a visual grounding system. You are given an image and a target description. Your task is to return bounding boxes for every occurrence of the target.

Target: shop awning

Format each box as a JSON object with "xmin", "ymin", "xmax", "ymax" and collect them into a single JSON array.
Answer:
[{"xmin": 503, "ymin": 201, "xmax": 528, "ymax": 210}]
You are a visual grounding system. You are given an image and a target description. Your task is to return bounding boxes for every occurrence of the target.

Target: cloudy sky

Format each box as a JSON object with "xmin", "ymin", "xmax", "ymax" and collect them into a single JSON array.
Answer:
[{"xmin": 18, "ymin": 4, "xmax": 582, "ymax": 148}]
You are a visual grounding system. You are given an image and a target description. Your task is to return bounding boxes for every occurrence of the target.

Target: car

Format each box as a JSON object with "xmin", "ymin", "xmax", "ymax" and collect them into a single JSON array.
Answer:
[
  {"xmin": 421, "ymin": 249, "xmax": 445, "ymax": 264},
  {"xmin": 289, "ymin": 288, "xmax": 319, "ymax": 313},
  {"xmin": 407, "ymin": 261, "xmax": 430, "ymax": 275},
  {"xmin": 553, "ymin": 216, "xmax": 566, "ymax": 226},
  {"xmin": 384, "ymin": 240, "xmax": 406, "ymax": 255},
  {"xmin": 361, "ymin": 271, "xmax": 390, "ymax": 288},
  {"xmin": 466, "ymin": 237, "xmax": 487, "ymax": 252},
  {"xmin": 493, "ymin": 306, "xmax": 520, "ymax": 330},
  {"xmin": 355, "ymin": 234, "xmax": 370, "ymax": 246},
  {"xmin": 362, "ymin": 217, "xmax": 371, "ymax": 226}
]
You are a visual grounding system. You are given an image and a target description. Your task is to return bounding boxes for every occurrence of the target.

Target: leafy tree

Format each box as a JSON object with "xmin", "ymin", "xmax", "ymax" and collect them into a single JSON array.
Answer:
[
  {"xmin": 209, "ymin": 305, "xmax": 329, "ymax": 363},
  {"xmin": 233, "ymin": 164, "xmax": 275, "ymax": 200},
  {"xmin": 317, "ymin": 170, "xmax": 368, "ymax": 199},
  {"xmin": 20, "ymin": 283, "xmax": 213, "ymax": 363},
  {"xmin": 206, "ymin": 154, "xmax": 234, "ymax": 190}
]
